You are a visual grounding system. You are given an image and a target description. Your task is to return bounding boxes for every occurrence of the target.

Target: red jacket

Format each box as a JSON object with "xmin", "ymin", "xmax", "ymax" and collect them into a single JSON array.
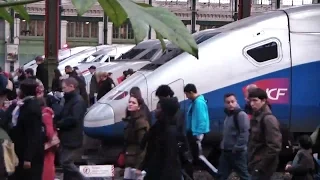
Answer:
[{"xmin": 42, "ymin": 107, "xmax": 56, "ymax": 142}]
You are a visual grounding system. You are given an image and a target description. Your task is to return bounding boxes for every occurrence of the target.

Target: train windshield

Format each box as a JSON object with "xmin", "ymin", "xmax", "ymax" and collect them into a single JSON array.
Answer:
[
  {"xmin": 80, "ymin": 54, "xmax": 103, "ymax": 63},
  {"xmin": 141, "ymin": 30, "xmax": 221, "ymax": 70},
  {"xmin": 118, "ymin": 49, "xmax": 145, "ymax": 59}
]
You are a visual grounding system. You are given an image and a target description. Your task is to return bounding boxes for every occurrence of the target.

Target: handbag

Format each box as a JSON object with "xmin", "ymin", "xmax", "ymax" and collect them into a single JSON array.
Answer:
[
  {"xmin": 44, "ymin": 133, "xmax": 60, "ymax": 150},
  {"xmin": 2, "ymin": 139, "xmax": 19, "ymax": 175},
  {"xmin": 117, "ymin": 152, "xmax": 125, "ymax": 168}
]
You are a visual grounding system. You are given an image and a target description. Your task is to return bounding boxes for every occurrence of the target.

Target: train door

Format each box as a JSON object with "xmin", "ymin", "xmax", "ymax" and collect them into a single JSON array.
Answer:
[{"xmin": 150, "ymin": 79, "xmax": 185, "ymax": 123}]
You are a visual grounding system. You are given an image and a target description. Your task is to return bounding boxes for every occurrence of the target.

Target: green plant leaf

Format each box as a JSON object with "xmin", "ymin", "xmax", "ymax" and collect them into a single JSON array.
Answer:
[
  {"xmin": 0, "ymin": 8, "xmax": 13, "ymax": 24},
  {"xmin": 117, "ymin": 0, "xmax": 198, "ymax": 58},
  {"xmin": 71, "ymin": 0, "xmax": 97, "ymax": 16},
  {"xmin": 5, "ymin": 0, "xmax": 30, "ymax": 21},
  {"xmin": 98, "ymin": 0, "xmax": 127, "ymax": 27},
  {"xmin": 0, "ymin": 0, "xmax": 43, "ymax": 8},
  {"xmin": 155, "ymin": 31, "xmax": 166, "ymax": 52}
]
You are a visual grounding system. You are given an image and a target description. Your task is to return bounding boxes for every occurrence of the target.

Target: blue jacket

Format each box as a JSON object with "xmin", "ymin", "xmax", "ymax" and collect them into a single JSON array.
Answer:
[{"xmin": 186, "ymin": 95, "xmax": 210, "ymax": 136}]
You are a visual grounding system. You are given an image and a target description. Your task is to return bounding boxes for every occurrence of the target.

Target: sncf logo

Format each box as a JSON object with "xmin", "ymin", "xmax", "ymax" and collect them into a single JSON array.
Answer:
[
  {"xmin": 266, "ymin": 88, "xmax": 287, "ymax": 101},
  {"xmin": 243, "ymin": 78, "xmax": 289, "ymax": 104}
]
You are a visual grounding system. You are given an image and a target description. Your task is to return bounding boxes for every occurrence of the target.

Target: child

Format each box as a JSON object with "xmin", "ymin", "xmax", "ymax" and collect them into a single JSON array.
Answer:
[{"xmin": 285, "ymin": 135, "xmax": 314, "ymax": 180}]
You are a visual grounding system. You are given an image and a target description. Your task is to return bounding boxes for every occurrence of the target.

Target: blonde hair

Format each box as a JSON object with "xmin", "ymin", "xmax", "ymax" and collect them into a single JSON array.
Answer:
[
  {"xmin": 95, "ymin": 72, "xmax": 102, "ymax": 82},
  {"xmin": 100, "ymin": 72, "xmax": 108, "ymax": 78},
  {"xmin": 96, "ymin": 72, "xmax": 108, "ymax": 82}
]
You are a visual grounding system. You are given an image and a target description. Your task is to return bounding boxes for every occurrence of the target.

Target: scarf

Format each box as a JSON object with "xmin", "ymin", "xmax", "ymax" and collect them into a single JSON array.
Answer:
[{"xmin": 11, "ymin": 96, "xmax": 35, "ymax": 127}]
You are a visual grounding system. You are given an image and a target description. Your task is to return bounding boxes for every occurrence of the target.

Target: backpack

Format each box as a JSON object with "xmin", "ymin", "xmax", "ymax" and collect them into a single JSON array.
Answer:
[
  {"xmin": 233, "ymin": 110, "xmax": 243, "ymax": 133},
  {"xmin": 249, "ymin": 113, "xmax": 292, "ymax": 155}
]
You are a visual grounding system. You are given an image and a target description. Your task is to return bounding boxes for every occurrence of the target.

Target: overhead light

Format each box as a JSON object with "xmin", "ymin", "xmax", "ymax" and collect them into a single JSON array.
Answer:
[
  {"xmin": 22, "ymin": 20, "xmax": 26, "ymax": 22},
  {"xmin": 85, "ymin": 22, "xmax": 89, "ymax": 24}
]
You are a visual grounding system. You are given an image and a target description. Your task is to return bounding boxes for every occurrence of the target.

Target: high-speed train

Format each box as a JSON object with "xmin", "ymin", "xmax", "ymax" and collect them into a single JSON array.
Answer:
[
  {"xmin": 76, "ymin": 44, "xmax": 135, "ymax": 74},
  {"xmin": 58, "ymin": 45, "xmax": 109, "ymax": 74},
  {"xmin": 84, "ymin": 4, "xmax": 320, "ymax": 150},
  {"xmin": 82, "ymin": 40, "xmax": 170, "ymax": 92},
  {"xmin": 22, "ymin": 46, "xmax": 92, "ymax": 72}
]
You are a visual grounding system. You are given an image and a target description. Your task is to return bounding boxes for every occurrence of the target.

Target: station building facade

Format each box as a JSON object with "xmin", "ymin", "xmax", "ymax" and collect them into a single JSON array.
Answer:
[{"xmin": 0, "ymin": 0, "xmax": 313, "ymax": 71}]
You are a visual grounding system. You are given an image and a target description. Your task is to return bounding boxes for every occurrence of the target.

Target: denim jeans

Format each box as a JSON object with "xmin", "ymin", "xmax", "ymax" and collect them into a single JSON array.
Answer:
[{"xmin": 218, "ymin": 150, "xmax": 250, "ymax": 180}]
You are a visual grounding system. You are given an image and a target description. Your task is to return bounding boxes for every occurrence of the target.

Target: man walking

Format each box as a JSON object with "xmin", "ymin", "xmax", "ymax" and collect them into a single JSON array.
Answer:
[
  {"xmin": 218, "ymin": 93, "xmax": 250, "ymax": 180},
  {"xmin": 247, "ymin": 88, "xmax": 282, "ymax": 180},
  {"xmin": 184, "ymin": 83, "xmax": 218, "ymax": 177},
  {"xmin": 56, "ymin": 77, "xmax": 87, "ymax": 180}
]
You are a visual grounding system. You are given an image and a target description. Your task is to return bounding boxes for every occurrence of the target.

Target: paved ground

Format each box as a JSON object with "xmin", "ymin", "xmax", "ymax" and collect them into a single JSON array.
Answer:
[{"xmin": 55, "ymin": 169, "xmax": 285, "ymax": 180}]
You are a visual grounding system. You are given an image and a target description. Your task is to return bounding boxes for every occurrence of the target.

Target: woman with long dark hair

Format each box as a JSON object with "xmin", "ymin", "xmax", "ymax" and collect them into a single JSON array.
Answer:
[
  {"xmin": 124, "ymin": 87, "xmax": 152, "ymax": 126},
  {"xmin": 141, "ymin": 97, "xmax": 185, "ymax": 180},
  {"xmin": 122, "ymin": 95, "xmax": 150, "ymax": 180}
]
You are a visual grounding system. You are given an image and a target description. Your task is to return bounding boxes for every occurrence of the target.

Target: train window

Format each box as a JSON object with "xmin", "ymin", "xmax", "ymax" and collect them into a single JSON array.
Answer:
[
  {"xmin": 140, "ymin": 49, "xmax": 158, "ymax": 60},
  {"xmin": 195, "ymin": 31, "xmax": 221, "ymax": 44},
  {"xmin": 247, "ymin": 42, "xmax": 278, "ymax": 63},
  {"xmin": 120, "ymin": 49, "xmax": 145, "ymax": 59},
  {"xmin": 107, "ymin": 90, "xmax": 128, "ymax": 100},
  {"xmin": 109, "ymin": 56, "xmax": 115, "ymax": 61}
]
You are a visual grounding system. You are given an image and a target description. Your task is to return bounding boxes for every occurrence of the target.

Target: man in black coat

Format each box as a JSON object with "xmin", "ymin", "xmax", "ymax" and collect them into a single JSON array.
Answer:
[
  {"xmin": 7, "ymin": 79, "xmax": 45, "ymax": 180},
  {"xmin": 88, "ymin": 66, "xmax": 98, "ymax": 105},
  {"xmin": 35, "ymin": 56, "xmax": 48, "ymax": 93},
  {"xmin": 56, "ymin": 77, "xmax": 87, "ymax": 180}
]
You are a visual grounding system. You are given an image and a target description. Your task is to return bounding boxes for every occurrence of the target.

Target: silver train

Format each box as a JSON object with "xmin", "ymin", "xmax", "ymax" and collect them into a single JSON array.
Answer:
[
  {"xmin": 22, "ymin": 46, "xmax": 92, "ymax": 72},
  {"xmin": 82, "ymin": 40, "xmax": 170, "ymax": 92},
  {"xmin": 58, "ymin": 45, "xmax": 109, "ymax": 75},
  {"xmin": 84, "ymin": 4, "xmax": 320, "ymax": 147},
  {"xmin": 76, "ymin": 44, "xmax": 135, "ymax": 74}
]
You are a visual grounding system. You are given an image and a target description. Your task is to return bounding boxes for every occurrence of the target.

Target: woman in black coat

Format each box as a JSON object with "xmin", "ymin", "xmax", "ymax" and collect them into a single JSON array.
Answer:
[
  {"xmin": 51, "ymin": 69, "xmax": 62, "ymax": 92},
  {"xmin": 140, "ymin": 97, "xmax": 184, "ymax": 180},
  {"xmin": 7, "ymin": 79, "xmax": 45, "ymax": 180},
  {"xmin": 97, "ymin": 72, "xmax": 112, "ymax": 100}
]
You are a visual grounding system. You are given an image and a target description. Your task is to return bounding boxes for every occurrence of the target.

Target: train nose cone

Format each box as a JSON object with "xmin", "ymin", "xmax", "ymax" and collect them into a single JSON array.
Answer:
[{"xmin": 84, "ymin": 103, "xmax": 115, "ymax": 138}]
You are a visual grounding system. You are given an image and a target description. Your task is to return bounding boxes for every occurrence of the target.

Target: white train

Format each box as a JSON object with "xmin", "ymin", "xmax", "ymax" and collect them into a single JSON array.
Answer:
[
  {"xmin": 76, "ymin": 44, "xmax": 135, "ymax": 74},
  {"xmin": 22, "ymin": 46, "xmax": 92, "ymax": 72},
  {"xmin": 84, "ymin": 5, "xmax": 320, "ymax": 155},
  {"xmin": 82, "ymin": 40, "xmax": 170, "ymax": 92}
]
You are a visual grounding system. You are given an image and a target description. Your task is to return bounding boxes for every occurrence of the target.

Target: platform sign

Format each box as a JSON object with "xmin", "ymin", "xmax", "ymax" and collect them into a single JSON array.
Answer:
[{"xmin": 79, "ymin": 165, "xmax": 114, "ymax": 178}]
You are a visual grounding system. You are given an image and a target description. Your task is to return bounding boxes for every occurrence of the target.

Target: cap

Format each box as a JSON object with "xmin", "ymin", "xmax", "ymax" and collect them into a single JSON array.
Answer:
[{"xmin": 89, "ymin": 66, "xmax": 96, "ymax": 70}]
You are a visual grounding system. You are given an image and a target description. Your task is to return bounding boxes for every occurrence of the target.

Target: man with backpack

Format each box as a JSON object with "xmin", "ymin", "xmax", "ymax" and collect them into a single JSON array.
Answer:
[
  {"xmin": 218, "ymin": 93, "xmax": 250, "ymax": 180},
  {"xmin": 247, "ymin": 88, "xmax": 282, "ymax": 180}
]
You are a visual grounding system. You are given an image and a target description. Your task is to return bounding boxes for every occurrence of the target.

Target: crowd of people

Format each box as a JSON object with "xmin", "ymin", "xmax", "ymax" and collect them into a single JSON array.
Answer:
[
  {"xmin": 0, "ymin": 54, "xmax": 317, "ymax": 180},
  {"xmin": 0, "ymin": 55, "xmax": 118, "ymax": 180},
  {"xmin": 119, "ymin": 84, "xmax": 320, "ymax": 180}
]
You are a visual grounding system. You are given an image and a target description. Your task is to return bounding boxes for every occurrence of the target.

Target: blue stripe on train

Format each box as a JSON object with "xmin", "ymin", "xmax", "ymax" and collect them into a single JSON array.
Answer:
[{"xmin": 84, "ymin": 60, "xmax": 320, "ymax": 139}]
